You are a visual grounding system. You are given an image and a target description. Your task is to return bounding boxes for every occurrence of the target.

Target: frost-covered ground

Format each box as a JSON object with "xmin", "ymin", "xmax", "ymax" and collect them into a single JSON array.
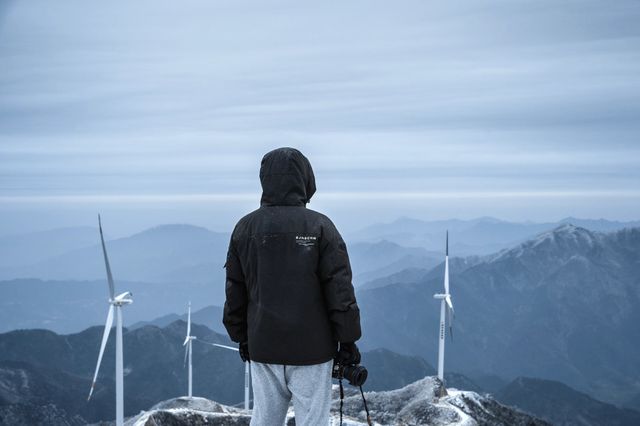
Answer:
[{"xmin": 126, "ymin": 376, "xmax": 549, "ymax": 426}]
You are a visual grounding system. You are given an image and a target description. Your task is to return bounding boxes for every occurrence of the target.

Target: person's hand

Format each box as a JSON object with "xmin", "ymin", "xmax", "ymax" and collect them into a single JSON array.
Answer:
[
  {"xmin": 239, "ymin": 341, "xmax": 250, "ymax": 362},
  {"xmin": 335, "ymin": 342, "xmax": 360, "ymax": 365}
]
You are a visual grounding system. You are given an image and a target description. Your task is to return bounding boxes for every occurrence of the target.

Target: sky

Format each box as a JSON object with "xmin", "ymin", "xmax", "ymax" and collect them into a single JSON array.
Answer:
[{"xmin": 1, "ymin": 0, "xmax": 639, "ymax": 237}]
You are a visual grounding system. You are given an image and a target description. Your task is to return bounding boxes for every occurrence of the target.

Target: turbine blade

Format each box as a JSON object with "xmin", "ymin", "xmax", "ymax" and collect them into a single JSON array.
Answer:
[
  {"xmin": 446, "ymin": 230, "xmax": 449, "ymax": 257},
  {"xmin": 444, "ymin": 231, "xmax": 450, "ymax": 295},
  {"xmin": 184, "ymin": 341, "xmax": 189, "ymax": 367},
  {"xmin": 211, "ymin": 343, "xmax": 239, "ymax": 352},
  {"xmin": 183, "ymin": 336, "xmax": 189, "ymax": 346},
  {"xmin": 186, "ymin": 302, "xmax": 191, "ymax": 338},
  {"xmin": 98, "ymin": 214, "xmax": 115, "ymax": 300},
  {"xmin": 444, "ymin": 258, "xmax": 450, "ymax": 294},
  {"xmin": 446, "ymin": 302, "xmax": 454, "ymax": 342},
  {"xmin": 445, "ymin": 295, "xmax": 454, "ymax": 312},
  {"xmin": 88, "ymin": 305, "xmax": 114, "ymax": 400},
  {"xmin": 195, "ymin": 340, "xmax": 241, "ymax": 352},
  {"xmin": 213, "ymin": 343, "xmax": 239, "ymax": 352}
]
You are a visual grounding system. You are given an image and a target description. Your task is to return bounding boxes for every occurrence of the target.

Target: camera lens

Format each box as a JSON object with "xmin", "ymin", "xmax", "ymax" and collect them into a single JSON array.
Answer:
[{"xmin": 343, "ymin": 365, "xmax": 368, "ymax": 387}]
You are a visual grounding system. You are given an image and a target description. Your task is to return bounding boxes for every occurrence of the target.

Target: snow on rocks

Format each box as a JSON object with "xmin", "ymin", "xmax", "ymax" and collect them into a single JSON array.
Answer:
[
  {"xmin": 127, "ymin": 396, "xmax": 250, "ymax": 426},
  {"xmin": 126, "ymin": 377, "xmax": 549, "ymax": 426}
]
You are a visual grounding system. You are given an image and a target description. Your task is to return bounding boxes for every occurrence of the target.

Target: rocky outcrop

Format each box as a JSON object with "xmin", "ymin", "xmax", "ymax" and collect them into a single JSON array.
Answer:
[
  {"xmin": 335, "ymin": 377, "xmax": 549, "ymax": 426},
  {"xmin": 127, "ymin": 377, "xmax": 549, "ymax": 426}
]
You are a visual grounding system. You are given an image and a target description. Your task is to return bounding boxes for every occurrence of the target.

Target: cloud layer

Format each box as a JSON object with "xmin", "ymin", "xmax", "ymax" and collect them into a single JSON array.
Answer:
[{"xmin": 1, "ymin": 0, "xmax": 639, "ymax": 233}]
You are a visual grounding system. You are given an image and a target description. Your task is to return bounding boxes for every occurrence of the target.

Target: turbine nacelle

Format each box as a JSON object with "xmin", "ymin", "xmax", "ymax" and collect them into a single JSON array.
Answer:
[
  {"xmin": 445, "ymin": 295, "xmax": 453, "ymax": 310},
  {"xmin": 111, "ymin": 292, "xmax": 133, "ymax": 305},
  {"xmin": 434, "ymin": 293, "xmax": 454, "ymax": 318},
  {"xmin": 183, "ymin": 335, "xmax": 197, "ymax": 346}
]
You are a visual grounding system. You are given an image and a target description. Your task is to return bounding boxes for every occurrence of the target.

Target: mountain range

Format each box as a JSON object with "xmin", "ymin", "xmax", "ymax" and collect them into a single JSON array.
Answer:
[
  {"xmin": 0, "ymin": 278, "xmax": 220, "ymax": 334},
  {"xmin": 496, "ymin": 377, "xmax": 640, "ymax": 426},
  {"xmin": 129, "ymin": 305, "xmax": 226, "ymax": 334},
  {"xmin": 348, "ymin": 216, "xmax": 640, "ymax": 255},
  {"xmin": 357, "ymin": 224, "xmax": 640, "ymax": 411},
  {"xmin": 2, "ymin": 216, "xmax": 638, "ymax": 334},
  {"xmin": 2, "ymin": 216, "xmax": 640, "ymax": 423},
  {"xmin": 0, "ymin": 224, "xmax": 230, "ymax": 291},
  {"xmin": 3, "ymin": 320, "xmax": 639, "ymax": 425},
  {"xmin": 0, "ymin": 222, "xmax": 440, "ymax": 309},
  {"xmin": 3, "ymin": 216, "xmax": 638, "ymax": 289},
  {"xmin": 0, "ymin": 321, "xmax": 464, "ymax": 424},
  {"xmin": 0, "ymin": 322, "xmax": 247, "ymax": 423},
  {"xmin": 0, "ymin": 226, "xmax": 102, "ymax": 269}
]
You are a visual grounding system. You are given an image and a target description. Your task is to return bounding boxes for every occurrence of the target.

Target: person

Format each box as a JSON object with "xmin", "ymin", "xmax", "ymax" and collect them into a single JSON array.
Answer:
[{"xmin": 222, "ymin": 147, "xmax": 362, "ymax": 426}]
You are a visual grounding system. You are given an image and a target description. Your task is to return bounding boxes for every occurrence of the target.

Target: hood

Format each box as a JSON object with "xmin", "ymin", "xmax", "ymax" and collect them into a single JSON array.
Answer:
[{"xmin": 259, "ymin": 147, "xmax": 316, "ymax": 207}]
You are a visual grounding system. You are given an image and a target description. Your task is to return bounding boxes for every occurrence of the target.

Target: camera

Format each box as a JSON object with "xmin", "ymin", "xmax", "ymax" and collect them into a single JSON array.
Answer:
[{"xmin": 332, "ymin": 361, "xmax": 368, "ymax": 387}]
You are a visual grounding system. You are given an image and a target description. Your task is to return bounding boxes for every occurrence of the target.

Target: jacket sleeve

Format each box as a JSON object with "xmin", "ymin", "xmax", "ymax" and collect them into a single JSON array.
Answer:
[
  {"xmin": 318, "ymin": 218, "xmax": 362, "ymax": 343},
  {"xmin": 222, "ymin": 232, "xmax": 248, "ymax": 343}
]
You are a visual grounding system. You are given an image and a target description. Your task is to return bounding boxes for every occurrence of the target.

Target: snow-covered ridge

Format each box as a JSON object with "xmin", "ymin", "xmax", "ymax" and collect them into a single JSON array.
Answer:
[
  {"xmin": 126, "ymin": 397, "xmax": 249, "ymax": 425},
  {"xmin": 487, "ymin": 223, "xmax": 600, "ymax": 263},
  {"xmin": 125, "ymin": 376, "xmax": 549, "ymax": 426}
]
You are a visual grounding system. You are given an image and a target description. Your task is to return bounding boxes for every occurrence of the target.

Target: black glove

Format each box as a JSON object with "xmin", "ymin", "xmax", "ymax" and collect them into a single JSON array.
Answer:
[
  {"xmin": 239, "ymin": 341, "xmax": 250, "ymax": 362},
  {"xmin": 335, "ymin": 342, "xmax": 361, "ymax": 365}
]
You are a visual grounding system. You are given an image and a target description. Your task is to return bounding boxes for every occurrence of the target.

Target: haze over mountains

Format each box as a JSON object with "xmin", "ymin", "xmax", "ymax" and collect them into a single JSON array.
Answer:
[
  {"xmin": 2, "ymin": 216, "xmax": 640, "ymax": 424},
  {"xmin": 2, "ymin": 216, "xmax": 638, "ymax": 332},
  {"xmin": 348, "ymin": 216, "xmax": 640, "ymax": 255},
  {"xmin": 1, "ymin": 216, "xmax": 638, "ymax": 283},
  {"xmin": 357, "ymin": 224, "xmax": 640, "ymax": 411},
  {"xmin": 0, "ymin": 226, "xmax": 101, "ymax": 269},
  {"xmin": 0, "ymin": 224, "xmax": 230, "ymax": 288}
]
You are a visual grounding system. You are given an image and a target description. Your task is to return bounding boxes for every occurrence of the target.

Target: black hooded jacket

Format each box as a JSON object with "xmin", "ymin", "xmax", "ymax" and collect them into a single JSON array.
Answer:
[{"xmin": 222, "ymin": 147, "xmax": 361, "ymax": 365}]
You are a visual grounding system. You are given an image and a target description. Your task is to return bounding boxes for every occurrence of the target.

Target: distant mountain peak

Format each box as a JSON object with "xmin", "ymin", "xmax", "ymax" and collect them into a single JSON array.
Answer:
[
  {"xmin": 392, "ymin": 216, "xmax": 427, "ymax": 225},
  {"xmin": 473, "ymin": 216, "xmax": 504, "ymax": 224},
  {"xmin": 134, "ymin": 223, "xmax": 213, "ymax": 236},
  {"xmin": 554, "ymin": 222, "xmax": 579, "ymax": 231},
  {"xmin": 547, "ymin": 223, "xmax": 598, "ymax": 244},
  {"xmin": 369, "ymin": 239, "xmax": 402, "ymax": 248},
  {"xmin": 531, "ymin": 222, "xmax": 596, "ymax": 243},
  {"xmin": 489, "ymin": 223, "xmax": 599, "ymax": 264},
  {"xmin": 551, "ymin": 222, "xmax": 592, "ymax": 234}
]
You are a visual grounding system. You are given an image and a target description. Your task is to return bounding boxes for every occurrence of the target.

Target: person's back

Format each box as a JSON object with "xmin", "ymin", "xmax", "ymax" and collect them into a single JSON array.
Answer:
[{"xmin": 223, "ymin": 147, "xmax": 362, "ymax": 425}]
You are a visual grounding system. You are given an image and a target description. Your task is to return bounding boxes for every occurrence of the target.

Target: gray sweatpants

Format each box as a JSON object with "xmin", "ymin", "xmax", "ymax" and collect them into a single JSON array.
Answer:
[{"xmin": 250, "ymin": 359, "xmax": 333, "ymax": 426}]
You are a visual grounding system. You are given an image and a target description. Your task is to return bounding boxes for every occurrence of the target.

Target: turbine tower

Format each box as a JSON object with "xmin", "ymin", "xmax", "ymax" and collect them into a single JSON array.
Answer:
[
  {"xmin": 183, "ymin": 302, "xmax": 196, "ymax": 398},
  {"xmin": 208, "ymin": 343, "xmax": 251, "ymax": 411},
  {"xmin": 88, "ymin": 214, "xmax": 133, "ymax": 426},
  {"xmin": 433, "ymin": 231, "xmax": 454, "ymax": 384}
]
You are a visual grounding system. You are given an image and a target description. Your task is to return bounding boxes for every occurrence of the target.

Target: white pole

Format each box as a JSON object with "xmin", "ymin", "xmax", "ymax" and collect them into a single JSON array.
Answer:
[
  {"xmin": 115, "ymin": 305, "xmax": 124, "ymax": 426},
  {"xmin": 244, "ymin": 362, "xmax": 250, "ymax": 411},
  {"xmin": 437, "ymin": 299, "xmax": 445, "ymax": 381},
  {"xmin": 188, "ymin": 340, "xmax": 193, "ymax": 398}
]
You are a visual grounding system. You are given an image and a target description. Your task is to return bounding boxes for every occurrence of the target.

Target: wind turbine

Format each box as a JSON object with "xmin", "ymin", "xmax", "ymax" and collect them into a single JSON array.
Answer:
[
  {"xmin": 183, "ymin": 302, "xmax": 196, "ymax": 398},
  {"xmin": 87, "ymin": 214, "xmax": 133, "ymax": 426},
  {"xmin": 433, "ymin": 231, "xmax": 454, "ymax": 385},
  {"xmin": 198, "ymin": 341, "xmax": 251, "ymax": 411}
]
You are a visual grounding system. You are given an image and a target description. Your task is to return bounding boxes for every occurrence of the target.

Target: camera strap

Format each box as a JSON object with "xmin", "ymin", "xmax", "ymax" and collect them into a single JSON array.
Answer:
[
  {"xmin": 339, "ymin": 378, "xmax": 344, "ymax": 425},
  {"xmin": 359, "ymin": 385, "xmax": 372, "ymax": 426},
  {"xmin": 338, "ymin": 378, "xmax": 373, "ymax": 426}
]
